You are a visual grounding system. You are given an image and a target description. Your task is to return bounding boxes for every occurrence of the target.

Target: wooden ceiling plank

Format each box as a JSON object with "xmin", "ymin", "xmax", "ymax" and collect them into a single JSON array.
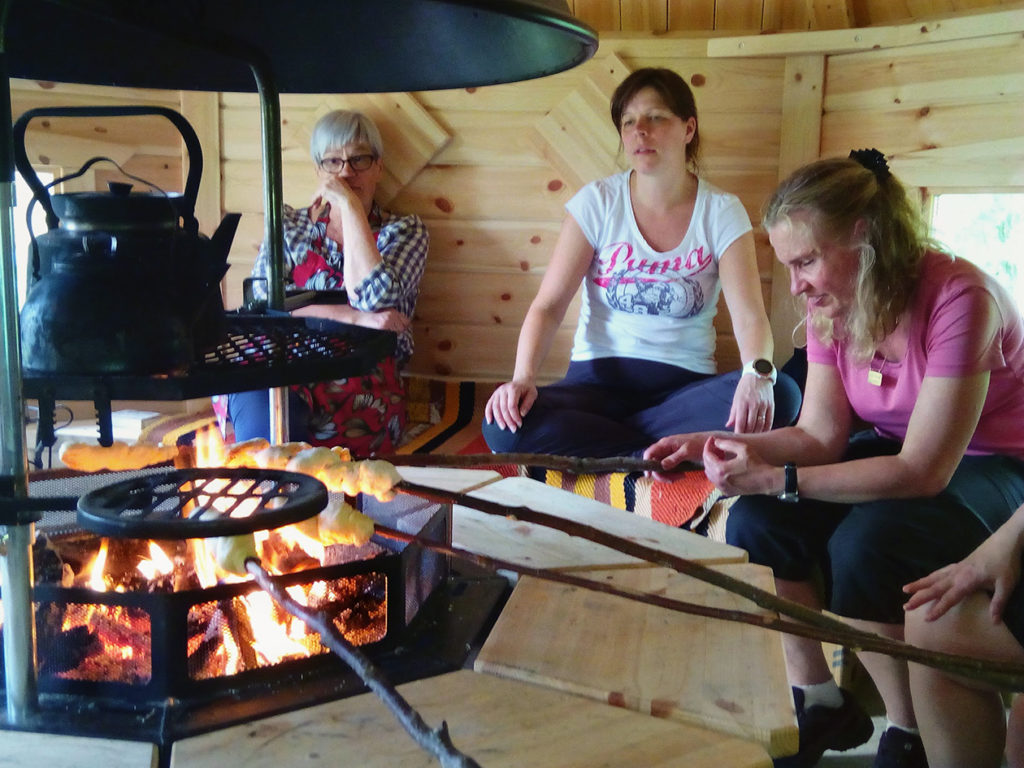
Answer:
[
  {"xmin": 809, "ymin": 0, "xmax": 855, "ymax": 28},
  {"xmin": 762, "ymin": 0, "xmax": 812, "ymax": 30},
  {"xmin": 667, "ymin": 0, "xmax": 716, "ymax": 30},
  {"xmin": 715, "ymin": 0, "xmax": 766, "ymax": 30},
  {"xmin": 707, "ymin": 6, "xmax": 1024, "ymax": 56},
  {"xmin": 574, "ymin": 0, "xmax": 622, "ymax": 30},
  {"xmin": 620, "ymin": 0, "xmax": 669, "ymax": 30}
]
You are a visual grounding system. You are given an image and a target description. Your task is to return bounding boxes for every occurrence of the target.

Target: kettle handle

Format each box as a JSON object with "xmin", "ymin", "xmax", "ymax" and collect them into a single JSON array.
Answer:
[{"xmin": 12, "ymin": 105, "xmax": 204, "ymax": 235}]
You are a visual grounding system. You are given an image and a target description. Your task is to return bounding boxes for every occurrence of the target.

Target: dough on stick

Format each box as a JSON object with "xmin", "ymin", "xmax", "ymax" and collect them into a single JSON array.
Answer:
[
  {"xmin": 59, "ymin": 441, "xmax": 177, "ymax": 471},
  {"xmin": 317, "ymin": 498, "xmax": 374, "ymax": 546}
]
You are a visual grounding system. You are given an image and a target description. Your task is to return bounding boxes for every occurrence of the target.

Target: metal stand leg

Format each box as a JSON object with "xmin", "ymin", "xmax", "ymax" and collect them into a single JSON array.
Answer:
[{"xmin": 0, "ymin": 44, "xmax": 39, "ymax": 723}]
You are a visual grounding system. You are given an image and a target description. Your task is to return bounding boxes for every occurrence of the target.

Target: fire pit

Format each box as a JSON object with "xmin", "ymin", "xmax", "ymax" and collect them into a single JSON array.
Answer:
[{"xmin": 0, "ymin": 467, "xmax": 505, "ymax": 747}]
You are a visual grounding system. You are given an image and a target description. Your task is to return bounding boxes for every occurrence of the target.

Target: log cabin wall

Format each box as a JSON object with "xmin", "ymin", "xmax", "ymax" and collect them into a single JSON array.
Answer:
[{"xmin": 9, "ymin": 2, "xmax": 1024, "ymax": 388}]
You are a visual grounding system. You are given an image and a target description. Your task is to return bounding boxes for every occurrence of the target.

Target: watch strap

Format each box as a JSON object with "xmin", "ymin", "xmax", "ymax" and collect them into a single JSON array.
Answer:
[{"xmin": 779, "ymin": 462, "xmax": 799, "ymax": 502}]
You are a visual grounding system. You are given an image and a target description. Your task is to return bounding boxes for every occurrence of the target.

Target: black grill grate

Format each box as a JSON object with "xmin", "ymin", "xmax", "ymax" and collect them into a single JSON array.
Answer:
[
  {"xmin": 22, "ymin": 315, "xmax": 396, "ymax": 452},
  {"xmin": 23, "ymin": 314, "xmax": 396, "ymax": 402}
]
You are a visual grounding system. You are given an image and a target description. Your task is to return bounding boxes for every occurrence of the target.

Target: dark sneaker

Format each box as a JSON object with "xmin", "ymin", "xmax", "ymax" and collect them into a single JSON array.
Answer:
[
  {"xmin": 873, "ymin": 727, "xmax": 928, "ymax": 768},
  {"xmin": 774, "ymin": 687, "xmax": 875, "ymax": 767}
]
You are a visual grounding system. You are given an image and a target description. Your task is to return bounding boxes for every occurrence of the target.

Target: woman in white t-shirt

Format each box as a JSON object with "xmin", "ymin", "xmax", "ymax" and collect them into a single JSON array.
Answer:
[{"xmin": 483, "ymin": 67, "xmax": 800, "ymax": 458}]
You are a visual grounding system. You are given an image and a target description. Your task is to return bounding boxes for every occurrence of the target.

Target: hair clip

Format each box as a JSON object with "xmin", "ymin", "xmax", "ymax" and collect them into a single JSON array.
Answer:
[{"xmin": 849, "ymin": 148, "xmax": 891, "ymax": 182}]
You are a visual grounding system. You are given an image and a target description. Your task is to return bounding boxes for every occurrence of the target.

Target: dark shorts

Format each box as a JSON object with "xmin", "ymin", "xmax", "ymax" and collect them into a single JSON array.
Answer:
[{"xmin": 725, "ymin": 433, "xmax": 1024, "ymax": 626}]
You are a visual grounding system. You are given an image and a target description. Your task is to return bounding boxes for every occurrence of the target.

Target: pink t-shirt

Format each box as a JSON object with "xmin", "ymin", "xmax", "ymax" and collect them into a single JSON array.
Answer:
[{"xmin": 807, "ymin": 251, "xmax": 1024, "ymax": 459}]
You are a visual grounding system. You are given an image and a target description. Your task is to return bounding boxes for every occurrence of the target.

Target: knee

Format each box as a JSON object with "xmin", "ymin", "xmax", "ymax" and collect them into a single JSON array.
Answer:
[
  {"xmin": 904, "ymin": 604, "xmax": 943, "ymax": 653},
  {"xmin": 724, "ymin": 498, "xmax": 775, "ymax": 548},
  {"xmin": 772, "ymin": 373, "xmax": 803, "ymax": 427},
  {"xmin": 481, "ymin": 419, "xmax": 520, "ymax": 453},
  {"xmin": 724, "ymin": 498, "xmax": 791, "ymax": 564},
  {"xmin": 828, "ymin": 505, "xmax": 905, "ymax": 575}
]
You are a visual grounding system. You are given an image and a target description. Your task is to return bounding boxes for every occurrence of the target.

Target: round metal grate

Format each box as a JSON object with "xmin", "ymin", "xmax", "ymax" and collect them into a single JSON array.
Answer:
[{"xmin": 77, "ymin": 467, "xmax": 328, "ymax": 539}]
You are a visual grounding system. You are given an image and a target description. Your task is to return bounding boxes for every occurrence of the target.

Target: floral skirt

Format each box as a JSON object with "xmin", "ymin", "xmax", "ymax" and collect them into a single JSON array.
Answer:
[
  {"xmin": 292, "ymin": 357, "xmax": 407, "ymax": 457},
  {"xmin": 212, "ymin": 357, "xmax": 407, "ymax": 457}
]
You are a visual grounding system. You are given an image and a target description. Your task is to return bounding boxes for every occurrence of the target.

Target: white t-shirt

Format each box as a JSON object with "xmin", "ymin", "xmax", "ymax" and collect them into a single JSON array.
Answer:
[{"xmin": 565, "ymin": 171, "xmax": 752, "ymax": 373}]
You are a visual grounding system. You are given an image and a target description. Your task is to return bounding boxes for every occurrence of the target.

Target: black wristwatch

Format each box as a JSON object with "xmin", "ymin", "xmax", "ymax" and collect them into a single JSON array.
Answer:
[
  {"xmin": 778, "ymin": 463, "xmax": 799, "ymax": 503},
  {"xmin": 743, "ymin": 358, "xmax": 778, "ymax": 384}
]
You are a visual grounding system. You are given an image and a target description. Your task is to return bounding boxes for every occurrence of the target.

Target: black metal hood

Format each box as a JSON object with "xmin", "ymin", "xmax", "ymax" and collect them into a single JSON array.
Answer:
[{"xmin": 4, "ymin": 0, "xmax": 598, "ymax": 93}]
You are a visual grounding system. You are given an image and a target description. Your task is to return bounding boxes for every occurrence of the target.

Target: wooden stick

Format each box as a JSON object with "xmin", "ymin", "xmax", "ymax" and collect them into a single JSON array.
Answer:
[
  {"xmin": 392, "ymin": 482, "xmax": 1024, "ymax": 691},
  {"xmin": 375, "ymin": 452, "xmax": 699, "ymax": 475},
  {"xmin": 245, "ymin": 558, "xmax": 482, "ymax": 768}
]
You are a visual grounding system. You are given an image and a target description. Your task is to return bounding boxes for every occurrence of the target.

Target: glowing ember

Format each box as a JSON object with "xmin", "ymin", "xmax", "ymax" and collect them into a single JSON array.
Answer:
[{"xmin": 23, "ymin": 424, "xmax": 409, "ymax": 695}]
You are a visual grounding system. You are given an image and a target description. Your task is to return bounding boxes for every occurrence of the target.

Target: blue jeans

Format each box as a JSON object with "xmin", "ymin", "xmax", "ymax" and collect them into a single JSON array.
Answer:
[
  {"xmin": 482, "ymin": 357, "xmax": 803, "ymax": 458},
  {"xmin": 227, "ymin": 388, "xmax": 311, "ymax": 443}
]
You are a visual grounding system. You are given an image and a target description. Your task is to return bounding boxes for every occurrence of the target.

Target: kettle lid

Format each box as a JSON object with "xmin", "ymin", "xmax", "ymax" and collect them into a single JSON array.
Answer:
[{"xmin": 52, "ymin": 182, "xmax": 188, "ymax": 230}]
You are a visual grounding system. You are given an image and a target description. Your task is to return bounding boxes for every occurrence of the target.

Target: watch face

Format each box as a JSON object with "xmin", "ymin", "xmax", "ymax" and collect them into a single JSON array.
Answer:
[{"xmin": 754, "ymin": 358, "xmax": 774, "ymax": 376}]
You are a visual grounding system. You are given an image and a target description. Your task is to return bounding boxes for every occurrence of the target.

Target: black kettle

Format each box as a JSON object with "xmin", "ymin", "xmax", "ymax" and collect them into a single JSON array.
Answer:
[{"xmin": 13, "ymin": 105, "xmax": 239, "ymax": 376}]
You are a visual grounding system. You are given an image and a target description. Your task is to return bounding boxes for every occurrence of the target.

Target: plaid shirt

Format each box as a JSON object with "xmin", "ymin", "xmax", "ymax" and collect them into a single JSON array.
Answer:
[{"xmin": 252, "ymin": 201, "xmax": 429, "ymax": 361}]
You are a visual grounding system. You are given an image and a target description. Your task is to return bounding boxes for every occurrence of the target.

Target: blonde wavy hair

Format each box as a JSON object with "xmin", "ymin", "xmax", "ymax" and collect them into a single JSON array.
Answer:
[{"xmin": 762, "ymin": 155, "xmax": 931, "ymax": 362}]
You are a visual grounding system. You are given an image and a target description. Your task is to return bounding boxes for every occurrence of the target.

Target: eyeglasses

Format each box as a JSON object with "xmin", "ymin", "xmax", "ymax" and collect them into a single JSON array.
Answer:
[{"xmin": 318, "ymin": 154, "xmax": 377, "ymax": 173}]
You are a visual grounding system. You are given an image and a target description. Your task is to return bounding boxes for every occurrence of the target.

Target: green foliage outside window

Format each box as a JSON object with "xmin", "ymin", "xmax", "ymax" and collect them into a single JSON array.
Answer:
[{"xmin": 931, "ymin": 194, "xmax": 1024, "ymax": 307}]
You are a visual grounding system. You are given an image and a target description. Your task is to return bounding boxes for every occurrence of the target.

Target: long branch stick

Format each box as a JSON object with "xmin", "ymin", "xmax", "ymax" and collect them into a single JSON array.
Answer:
[
  {"xmin": 375, "ymin": 524, "xmax": 1024, "ymax": 690},
  {"xmin": 393, "ymin": 481, "xmax": 1024, "ymax": 691},
  {"xmin": 245, "ymin": 558, "xmax": 482, "ymax": 768},
  {"xmin": 377, "ymin": 452, "xmax": 699, "ymax": 475}
]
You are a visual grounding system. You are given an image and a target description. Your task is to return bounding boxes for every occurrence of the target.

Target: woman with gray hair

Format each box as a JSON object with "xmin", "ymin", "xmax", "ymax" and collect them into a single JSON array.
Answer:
[{"xmin": 223, "ymin": 109, "xmax": 429, "ymax": 455}]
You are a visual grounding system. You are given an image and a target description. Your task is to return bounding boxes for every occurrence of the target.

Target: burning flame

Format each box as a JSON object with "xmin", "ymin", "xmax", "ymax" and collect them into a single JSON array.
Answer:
[
  {"xmin": 195, "ymin": 424, "xmax": 228, "ymax": 467},
  {"xmin": 46, "ymin": 425, "xmax": 385, "ymax": 686},
  {"xmin": 88, "ymin": 539, "xmax": 110, "ymax": 592},
  {"xmin": 137, "ymin": 541, "xmax": 174, "ymax": 581}
]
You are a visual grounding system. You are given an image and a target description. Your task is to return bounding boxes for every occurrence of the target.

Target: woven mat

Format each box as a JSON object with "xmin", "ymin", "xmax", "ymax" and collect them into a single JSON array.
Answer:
[
  {"xmin": 528, "ymin": 467, "xmax": 717, "ymax": 528},
  {"xmin": 137, "ymin": 406, "xmax": 218, "ymax": 446}
]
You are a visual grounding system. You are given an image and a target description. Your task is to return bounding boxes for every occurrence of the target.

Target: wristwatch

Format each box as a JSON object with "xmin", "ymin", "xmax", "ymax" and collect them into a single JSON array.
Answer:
[
  {"xmin": 778, "ymin": 463, "xmax": 799, "ymax": 503},
  {"xmin": 743, "ymin": 358, "xmax": 778, "ymax": 385}
]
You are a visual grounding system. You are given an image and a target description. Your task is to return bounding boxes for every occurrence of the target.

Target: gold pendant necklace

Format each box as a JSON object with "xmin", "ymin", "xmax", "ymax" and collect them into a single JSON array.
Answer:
[{"xmin": 868, "ymin": 355, "xmax": 887, "ymax": 386}]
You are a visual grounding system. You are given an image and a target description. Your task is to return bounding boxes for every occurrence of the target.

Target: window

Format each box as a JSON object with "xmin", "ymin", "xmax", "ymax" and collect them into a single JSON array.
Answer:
[
  {"xmin": 930, "ymin": 193, "xmax": 1024, "ymax": 307},
  {"xmin": 13, "ymin": 169, "xmax": 54, "ymax": 309}
]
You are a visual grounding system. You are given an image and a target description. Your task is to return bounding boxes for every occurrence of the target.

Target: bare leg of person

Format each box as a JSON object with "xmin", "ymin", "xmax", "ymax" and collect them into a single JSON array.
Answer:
[
  {"xmin": 1007, "ymin": 694, "xmax": 1024, "ymax": 768},
  {"xmin": 845, "ymin": 618, "xmax": 917, "ymax": 728},
  {"xmin": 777, "ymin": 577, "xmax": 834, "ymax": 684},
  {"xmin": 906, "ymin": 593, "xmax": 1024, "ymax": 768}
]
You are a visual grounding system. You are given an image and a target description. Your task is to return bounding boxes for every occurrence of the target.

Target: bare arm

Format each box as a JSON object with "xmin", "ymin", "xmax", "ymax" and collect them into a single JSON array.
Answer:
[
  {"xmin": 645, "ymin": 359, "xmax": 852, "ymax": 480},
  {"xmin": 316, "ymin": 176, "xmax": 383, "ymax": 289},
  {"xmin": 291, "ymin": 303, "xmax": 410, "ymax": 333},
  {"xmin": 485, "ymin": 216, "xmax": 593, "ymax": 430},
  {"xmin": 701, "ymin": 365, "xmax": 990, "ymax": 502},
  {"xmin": 718, "ymin": 231, "xmax": 776, "ymax": 433}
]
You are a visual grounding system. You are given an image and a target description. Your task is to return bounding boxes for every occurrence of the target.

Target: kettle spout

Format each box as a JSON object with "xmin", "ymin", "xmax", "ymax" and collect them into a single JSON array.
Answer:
[{"xmin": 210, "ymin": 212, "xmax": 241, "ymax": 266}]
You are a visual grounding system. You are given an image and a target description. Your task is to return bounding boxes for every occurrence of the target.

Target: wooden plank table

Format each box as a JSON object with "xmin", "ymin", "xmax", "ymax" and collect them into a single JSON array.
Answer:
[
  {"xmin": 0, "ymin": 732, "xmax": 156, "ymax": 768},
  {"xmin": 474, "ymin": 563, "xmax": 798, "ymax": 759},
  {"xmin": 395, "ymin": 465, "xmax": 502, "ymax": 494},
  {"xmin": 170, "ymin": 669, "xmax": 772, "ymax": 768},
  {"xmin": 453, "ymin": 476, "xmax": 748, "ymax": 571}
]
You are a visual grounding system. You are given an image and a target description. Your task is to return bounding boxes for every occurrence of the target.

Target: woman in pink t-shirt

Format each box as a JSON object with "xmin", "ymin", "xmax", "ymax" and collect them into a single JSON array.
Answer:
[{"xmin": 645, "ymin": 152, "xmax": 1024, "ymax": 768}]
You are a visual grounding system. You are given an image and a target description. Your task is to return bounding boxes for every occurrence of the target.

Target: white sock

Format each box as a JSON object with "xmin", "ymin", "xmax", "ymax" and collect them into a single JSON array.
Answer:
[
  {"xmin": 797, "ymin": 679, "xmax": 844, "ymax": 709},
  {"xmin": 885, "ymin": 719, "xmax": 920, "ymax": 736}
]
